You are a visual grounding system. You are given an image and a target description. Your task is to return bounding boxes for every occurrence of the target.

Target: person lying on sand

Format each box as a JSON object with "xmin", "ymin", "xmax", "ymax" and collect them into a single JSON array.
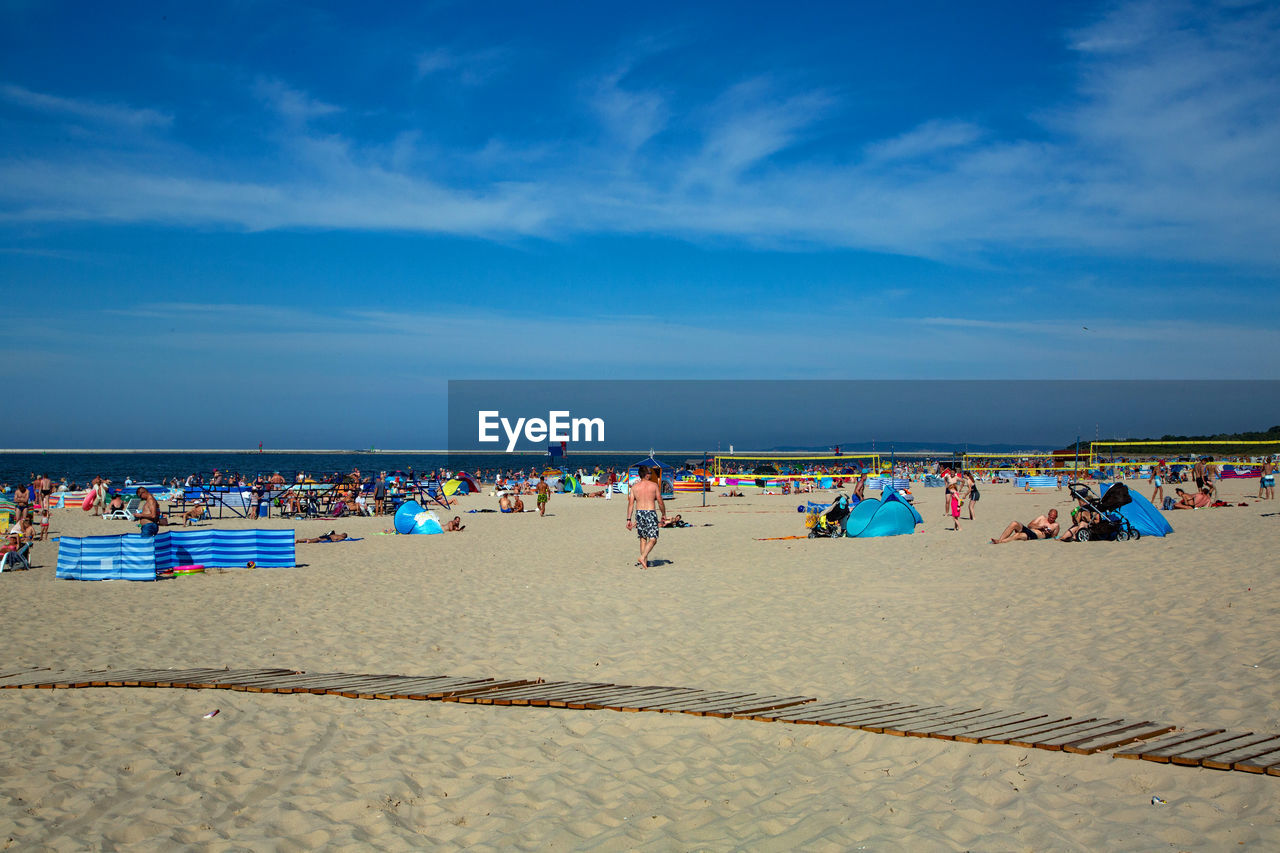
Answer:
[
  {"xmin": 443, "ymin": 516, "xmax": 465, "ymax": 532},
  {"xmin": 296, "ymin": 531, "xmax": 350, "ymax": 543},
  {"xmin": 721, "ymin": 490, "xmax": 745, "ymax": 497},
  {"xmin": 1170, "ymin": 487, "xmax": 1212, "ymax": 509},
  {"xmin": 659, "ymin": 514, "xmax": 685, "ymax": 528},
  {"xmin": 991, "ymin": 509, "xmax": 1059, "ymax": 543}
]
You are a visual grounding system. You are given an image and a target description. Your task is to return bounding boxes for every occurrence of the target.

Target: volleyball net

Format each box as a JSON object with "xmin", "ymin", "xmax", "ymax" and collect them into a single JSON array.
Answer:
[
  {"xmin": 1088, "ymin": 440, "xmax": 1280, "ymax": 467},
  {"xmin": 711, "ymin": 454, "xmax": 882, "ymax": 479},
  {"xmin": 959, "ymin": 452, "xmax": 1085, "ymax": 474}
]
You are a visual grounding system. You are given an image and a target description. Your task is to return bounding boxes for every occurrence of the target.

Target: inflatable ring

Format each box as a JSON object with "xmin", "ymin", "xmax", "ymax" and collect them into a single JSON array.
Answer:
[{"xmin": 172, "ymin": 564, "xmax": 205, "ymax": 576}]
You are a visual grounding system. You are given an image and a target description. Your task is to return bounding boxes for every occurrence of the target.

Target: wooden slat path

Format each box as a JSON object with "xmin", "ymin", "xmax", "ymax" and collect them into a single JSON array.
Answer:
[{"xmin": 1, "ymin": 666, "xmax": 1276, "ymax": 777}]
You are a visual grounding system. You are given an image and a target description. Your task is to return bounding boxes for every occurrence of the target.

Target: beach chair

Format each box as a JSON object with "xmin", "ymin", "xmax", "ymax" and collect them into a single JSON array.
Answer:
[
  {"xmin": 423, "ymin": 479, "xmax": 452, "ymax": 510},
  {"xmin": 184, "ymin": 505, "xmax": 212, "ymax": 526},
  {"xmin": 103, "ymin": 498, "xmax": 141, "ymax": 521},
  {"xmin": 0, "ymin": 541, "xmax": 32, "ymax": 572}
]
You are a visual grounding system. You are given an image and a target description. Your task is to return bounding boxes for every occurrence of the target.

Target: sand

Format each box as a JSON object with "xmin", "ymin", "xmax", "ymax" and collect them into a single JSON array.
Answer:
[{"xmin": 2, "ymin": 477, "xmax": 1279, "ymax": 849}]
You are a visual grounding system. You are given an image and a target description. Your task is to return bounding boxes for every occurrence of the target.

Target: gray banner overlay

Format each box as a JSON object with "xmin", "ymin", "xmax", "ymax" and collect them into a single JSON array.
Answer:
[{"xmin": 447, "ymin": 380, "xmax": 1280, "ymax": 453}]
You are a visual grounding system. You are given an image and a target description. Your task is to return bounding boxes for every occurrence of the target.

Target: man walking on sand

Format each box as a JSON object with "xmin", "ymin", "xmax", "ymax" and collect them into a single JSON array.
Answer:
[
  {"xmin": 536, "ymin": 476, "xmax": 551, "ymax": 517},
  {"xmin": 625, "ymin": 465, "xmax": 666, "ymax": 568}
]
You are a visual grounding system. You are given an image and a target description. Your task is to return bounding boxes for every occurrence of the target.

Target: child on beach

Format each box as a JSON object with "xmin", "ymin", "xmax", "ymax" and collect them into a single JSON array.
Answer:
[
  {"xmin": 38, "ymin": 507, "xmax": 50, "ymax": 540},
  {"xmin": 946, "ymin": 484, "xmax": 962, "ymax": 531}
]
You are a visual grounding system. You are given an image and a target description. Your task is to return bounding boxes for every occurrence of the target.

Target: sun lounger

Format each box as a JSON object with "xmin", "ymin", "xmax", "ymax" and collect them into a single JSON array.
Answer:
[{"xmin": 103, "ymin": 498, "xmax": 141, "ymax": 521}]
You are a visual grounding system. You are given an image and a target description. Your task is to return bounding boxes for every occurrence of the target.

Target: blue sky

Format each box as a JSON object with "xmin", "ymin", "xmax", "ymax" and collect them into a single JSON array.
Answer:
[{"xmin": 3, "ymin": 0, "xmax": 1279, "ymax": 448}]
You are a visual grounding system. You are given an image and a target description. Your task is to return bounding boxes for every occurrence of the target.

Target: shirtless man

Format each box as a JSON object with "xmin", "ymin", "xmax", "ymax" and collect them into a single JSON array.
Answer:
[
  {"xmin": 536, "ymin": 476, "xmax": 551, "ymax": 517},
  {"xmin": 443, "ymin": 516, "xmax": 465, "ymax": 532},
  {"xmin": 1192, "ymin": 459, "xmax": 1207, "ymax": 492},
  {"xmin": 498, "ymin": 493, "xmax": 513, "ymax": 513},
  {"xmin": 625, "ymin": 465, "xmax": 667, "ymax": 568},
  {"xmin": 135, "ymin": 487, "xmax": 161, "ymax": 537},
  {"xmin": 991, "ymin": 509, "xmax": 1059, "ymax": 544},
  {"xmin": 1260, "ymin": 458, "xmax": 1275, "ymax": 501}
]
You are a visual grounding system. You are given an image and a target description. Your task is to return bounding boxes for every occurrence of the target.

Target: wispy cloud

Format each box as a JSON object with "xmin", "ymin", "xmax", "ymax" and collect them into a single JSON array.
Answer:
[
  {"xmin": 863, "ymin": 120, "xmax": 983, "ymax": 164},
  {"xmin": 415, "ymin": 46, "xmax": 508, "ymax": 86},
  {"xmin": 2, "ymin": 1, "xmax": 1279, "ymax": 270},
  {"xmin": 0, "ymin": 82, "xmax": 171, "ymax": 127},
  {"xmin": 253, "ymin": 77, "xmax": 340, "ymax": 124},
  {"xmin": 45, "ymin": 300, "xmax": 1278, "ymax": 381}
]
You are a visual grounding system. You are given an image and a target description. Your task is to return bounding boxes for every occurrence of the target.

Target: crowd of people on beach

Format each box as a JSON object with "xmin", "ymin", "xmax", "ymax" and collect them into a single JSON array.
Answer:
[{"xmin": 3, "ymin": 452, "xmax": 1277, "ymax": 571}]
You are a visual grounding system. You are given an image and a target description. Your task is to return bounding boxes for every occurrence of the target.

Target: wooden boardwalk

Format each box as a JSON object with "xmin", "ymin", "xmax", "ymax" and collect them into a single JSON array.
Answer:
[{"xmin": 3, "ymin": 665, "xmax": 1278, "ymax": 777}]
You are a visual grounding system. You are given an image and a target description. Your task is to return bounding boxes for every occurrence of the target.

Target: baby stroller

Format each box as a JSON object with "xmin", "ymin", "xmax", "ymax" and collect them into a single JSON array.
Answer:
[
  {"xmin": 1067, "ymin": 482, "xmax": 1140, "ymax": 541},
  {"xmin": 807, "ymin": 494, "xmax": 851, "ymax": 538}
]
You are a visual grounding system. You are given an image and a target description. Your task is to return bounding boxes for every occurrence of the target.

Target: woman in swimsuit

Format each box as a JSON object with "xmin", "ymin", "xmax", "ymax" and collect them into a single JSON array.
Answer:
[{"xmin": 962, "ymin": 472, "xmax": 979, "ymax": 520}]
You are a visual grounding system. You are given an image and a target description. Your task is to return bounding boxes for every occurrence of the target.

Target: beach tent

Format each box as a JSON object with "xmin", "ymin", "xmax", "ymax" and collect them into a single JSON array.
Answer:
[
  {"xmin": 844, "ymin": 488, "xmax": 923, "ymax": 538},
  {"xmin": 1101, "ymin": 483, "xmax": 1173, "ymax": 537},
  {"xmin": 628, "ymin": 455, "xmax": 675, "ymax": 478},
  {"xmin": 394, "ymin": 500, "xmax": 444, "ymax": 535},
  {"xmin": 442, "ymin": 472, "xmax": 480, "ymax": 496},
  {"xmin": 562, "ymin": 475, "xmax": 584, "ymax": 495},
  {"xmin": 628, "ymin": 455, "xmax": 676, "ymax": 499}
]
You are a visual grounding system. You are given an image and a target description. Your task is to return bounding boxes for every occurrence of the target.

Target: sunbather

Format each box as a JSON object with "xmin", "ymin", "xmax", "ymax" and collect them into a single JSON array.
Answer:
[
  {"xmin": 991, "ymin": 509, "xmax": 1059, "ymax": 543},
  {"xmin": 1170, "ymin": 487, "xmax": 1212, "ymax": 509},
  {"xmin": 1058, "ymin": 508, "xmax": 1100, "ymax": 541},
  {"xmin": 295, "ymin": 531, "xmax": 350, "ymax": 543},
  {"xmin": 444, "ymin": 516, "xmax": 465, "ymax": 532}
]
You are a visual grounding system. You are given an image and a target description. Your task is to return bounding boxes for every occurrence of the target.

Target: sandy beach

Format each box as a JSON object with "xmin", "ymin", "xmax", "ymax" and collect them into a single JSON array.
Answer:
[{"xmin": 3, "ymin": 477, "xmax": 1280, "ymax": 849}]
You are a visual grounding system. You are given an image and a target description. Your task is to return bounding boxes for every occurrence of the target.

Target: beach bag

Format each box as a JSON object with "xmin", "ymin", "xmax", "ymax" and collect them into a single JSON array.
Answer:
[{"xmin": 1162, "ymin": 497, "xmax": 1176, "ymax": 511}]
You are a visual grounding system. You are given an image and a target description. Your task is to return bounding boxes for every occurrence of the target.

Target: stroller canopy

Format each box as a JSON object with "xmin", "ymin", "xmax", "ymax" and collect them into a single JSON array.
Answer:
[{"xmin": 1096, "ymin": 482, "xmax": 1133, "ymax": 512}]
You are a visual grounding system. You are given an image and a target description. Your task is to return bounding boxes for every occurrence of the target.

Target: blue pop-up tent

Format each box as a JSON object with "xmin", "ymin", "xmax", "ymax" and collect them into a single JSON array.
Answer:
[
  {"xmin": 844, "ymin": 488, "xmax": 923, "ymax": 537},
  {"xmin": 1101, "ymin": 483, "xmax": 1173, "ymax": 537}
]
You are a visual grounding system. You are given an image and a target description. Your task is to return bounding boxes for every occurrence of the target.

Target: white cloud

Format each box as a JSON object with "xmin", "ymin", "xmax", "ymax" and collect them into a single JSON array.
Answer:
[
  {"xmin": 2, "ymin": 1, "xmax": 1280, "ymax": 271},
  {"xmin": 415, "ymin": 46, "xmax": 507, "ymax": 86},
  {"xmin": 253, "ymin": 77, "xmax": 340, "ymax": 124},
  {"xmin": 0, "ymin": 82, "xmax": 171, "ymax": 127},
  {"xmin": 863, "ymin": 120, "xmax": 983, "ymax": 164}
]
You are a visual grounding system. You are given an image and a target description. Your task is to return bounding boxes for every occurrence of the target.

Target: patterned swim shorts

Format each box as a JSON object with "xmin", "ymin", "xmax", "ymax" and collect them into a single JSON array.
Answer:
[{"xmin": 634, "ymin": 509, "xmax": 659, "ymax": 540}]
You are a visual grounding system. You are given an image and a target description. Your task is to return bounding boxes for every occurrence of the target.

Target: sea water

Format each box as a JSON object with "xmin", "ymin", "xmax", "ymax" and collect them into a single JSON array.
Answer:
[{"xmin": 0, "ymin": 451, "xmax": 695, "ymax": 489}]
